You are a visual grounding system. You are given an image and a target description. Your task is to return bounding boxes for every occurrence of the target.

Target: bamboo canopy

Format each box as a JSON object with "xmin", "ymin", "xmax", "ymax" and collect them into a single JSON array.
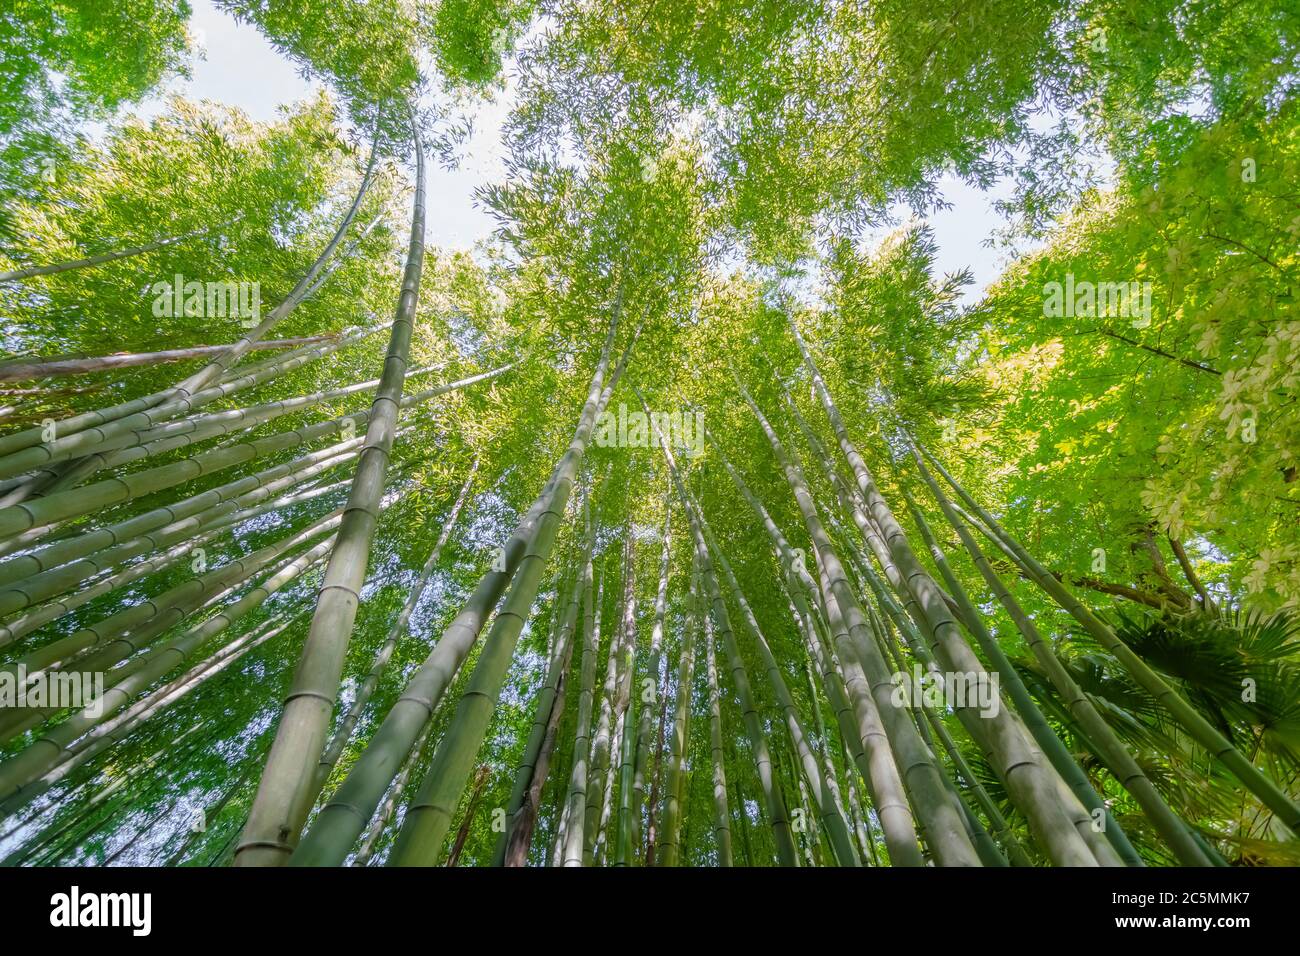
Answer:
[{"xmin": 0, "ymin": 0, "xmax": 1296, "ymax": 873}]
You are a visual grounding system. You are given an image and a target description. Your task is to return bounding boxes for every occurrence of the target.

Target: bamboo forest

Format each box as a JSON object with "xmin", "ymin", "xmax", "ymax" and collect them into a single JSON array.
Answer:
[{"xmin": 0, "ymin": 0, "xmax": 1296, "ymax": 877}]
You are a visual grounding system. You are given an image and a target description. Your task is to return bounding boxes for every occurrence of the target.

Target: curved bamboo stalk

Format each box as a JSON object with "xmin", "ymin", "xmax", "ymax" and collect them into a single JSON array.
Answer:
[
  {"xmin": 1, "ymin": 614, "xmax": 295, "ymax": 834},
  {"xmin": 0, "ymin": 335, "xmax": 337, "ymax": 384},
  {"xmin": 0, "ymin": 365, "xmax": 507, "ymax": 545},
  {"xmin": 0, "ymin": 434, "xmax": 362, "ymax": 589},
  {"xmin": 235, "ymin": 124, "xmax": 426, "ymax": 867},
  {"xmin": 0, "ymin": 197, "xmax": 387, "ymax": 505},
  {"xmin": 215, "ymin": 323, "xmax": 384, "ymax": 385},
  {"xmin": 0, "ymin": 508, "xmax": 347, "ymax": 743},
  {"xmin": 32, "ymin": 362, "xmax": 440, "ymax": 500},
  {"xmin": 0, "ymin": 477, "xmax": 348, "ymax": 651},
  {"xmin": 18, "ymin": 616, "xmax": 291, "ymax": 821},
  {"xmin": 0, "ymin": 219, "xmax": 239, "ymax": 284},
  {"xmin": 0, "ymin": 457, "xmax": 356, "ymax": 623},
  {"xmin": 0, "ymin": 533, "xmax": 340, "ymax": 802},
  {"xmin": 165, "ymin": 151, "xmax": 380, "ymax": 404},
  {"xmin": 0, "ymin": 388, "xmax": 172, "ymax": 462},
  {"xmin": 0, "ymin": 324, "xmax": 383, "ymax": 483},
  {"xmin": 0, "ymin": 309, "xmax": 377, "ymax": 476}
]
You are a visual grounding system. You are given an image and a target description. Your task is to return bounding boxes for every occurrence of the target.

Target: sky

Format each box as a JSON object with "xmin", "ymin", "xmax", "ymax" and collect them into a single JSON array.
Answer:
[
  {"xmin": 141, "ymin": 0, "xmax": 513, "ymax": 254},
  {"xmin": 131, "ymin": 0, "xmax": 1019, "ymax": 302}
]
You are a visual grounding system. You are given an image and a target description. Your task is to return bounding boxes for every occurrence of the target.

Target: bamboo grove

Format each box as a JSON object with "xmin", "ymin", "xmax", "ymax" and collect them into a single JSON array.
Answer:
[{"xmin": 0, "ymin": 0, "xmax": 1297, "ymax": 867}]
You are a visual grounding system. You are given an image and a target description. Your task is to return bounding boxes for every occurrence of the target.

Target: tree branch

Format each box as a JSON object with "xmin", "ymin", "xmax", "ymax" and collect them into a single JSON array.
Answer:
[
  {"xmin": 1093, "ymin": 328, "xmax": 1221, "ymax": 376},
  {"xmin": 1169, "ymin": 535, "xmax": 1216, "ymax": 612}
]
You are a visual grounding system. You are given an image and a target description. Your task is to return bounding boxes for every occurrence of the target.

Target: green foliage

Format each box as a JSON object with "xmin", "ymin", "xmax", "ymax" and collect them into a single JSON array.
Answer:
[
  {"xmin": 0, "ymin": 0, "xmax": 192, "ymax": 198},
  {"xmin": 430, "ymin": 0, "xmax": 533, "ymax": 87},
  {"xmin": 0, "ymin": 0, "xmax": 1297, "ymax": 869}
]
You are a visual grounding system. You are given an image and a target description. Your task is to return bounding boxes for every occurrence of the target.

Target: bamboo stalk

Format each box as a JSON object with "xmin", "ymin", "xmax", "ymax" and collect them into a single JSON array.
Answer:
[
  {"xmin": 0, "ymin": 513, "xmax": 344, "ymax": 753},
  {"xmin": 921, "ymin": 445, "xmax": 1300, "ymax": 835},
  {"xmin": 0, "ymin": 364, "xmax": 507, "ymax": 545},
  {"xmin": 0, "ymin": 477, "xmax": 347, "ymax": 651},
  {"xmin": 710, "ymin": 434, "xmax": 926, "ymax": 866},
  {"xmin": 630, "ymin": 505, "xmax": 672, "ymax": 857},
  {"xmin": 905, "ymin": 451, "xmax": 1205, "ymax": 863},
  {"xmin": 352, "ymin": 720, "xmax": 436, "ymax": 866},
  {"xmin": 235, "ymin": 125, "xmax": 426, "ymax": 867},
  {"xmin": 166, "ymin": 150, "xmax": 380, "ymax": 404},
  {"xmin": 0, "ymin": 219, "xmax": 240, "ymax": 284},
  {"xmin": 657, "ymin": 429, "xmax": 798, "ymax": 866},
  {"xmin": 385, "ymin": 316, "xmax": 645, "ymax": 867},
  {"xmin": 0, "ymin": 435, "xmax": 363, "ymax": 587},
  {"xmin": 588, "ymin": 531, "xmax": 636, "ymax": 865},
  {"xmin": 559, "ymin": 496, "xmax": 602, "ymax": 866},
  {"xmin": 0, "ymin": 458, "xmax": 356, "ymax": 623},
  {"xmin": 653, "ymin": 538, "xmax": 696, "ymax": 865},
  {"xmin": 494, "ymin": 523, "xmax": 590, "ymax": 866},
  {"xmin": 308, "ymin": 463, "xmax": 479, "ymax": 807},
  {"xmin": 0, "ymin": 335, "xmax": 338, "ymax": 384},
  {"xmin": 702, "ymin": 612, "xmax": 733, "ymax": 866},
  {"xmin": 0, "ymin": 526, "xmax": 344, "ymax": 801},
  {"xmin": 0, "ymin": 325, "xmax": 382, "ymax": 483},
  {"xmin": 738, "ymin": 375, "xmax": 981, "ymax": 866},
  {"xmin": 291, "ymin": 311, "xmax": 627, "ymax": 867},
  {"xmin": 785, "ymin": 325, "xmax": 1109, "ymax": 865},
  {"xmin": 655, "ymin": 414, "xmax": 857, "ymax": 866}
]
